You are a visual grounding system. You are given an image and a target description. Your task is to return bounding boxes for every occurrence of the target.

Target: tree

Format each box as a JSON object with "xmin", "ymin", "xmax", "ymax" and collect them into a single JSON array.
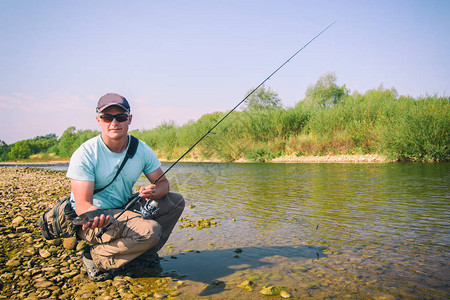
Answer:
[
  {"xmin": 57, "ymin": 126, "xmax": 77, "ymax": 157},
  {"xmin": 304, "ymin": 72, "xmax": 349, "ymax": 108},
  {"xmin": 0, "ymin": 140, "xmax": 9, "ymax": 161},
  {"xmin": 9, "ymin": 140, "xmax": 33, "ymax": 160},
  {"xmin": 242, "ymin": 85, "xmax": 282, "ymax": 111}
]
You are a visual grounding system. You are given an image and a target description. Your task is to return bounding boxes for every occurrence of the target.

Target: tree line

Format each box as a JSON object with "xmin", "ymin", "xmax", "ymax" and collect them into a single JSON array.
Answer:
[
  {"xmin": 2, "ymin": 73, "xmax": 449, "ymax": 162},
  {"xmin": 0, "ymin": 128, "xmax": 98, "ymax": 161}
]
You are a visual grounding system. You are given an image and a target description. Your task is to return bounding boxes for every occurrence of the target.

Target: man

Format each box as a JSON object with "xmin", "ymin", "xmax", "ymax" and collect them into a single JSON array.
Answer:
[{"xmin": 66, "ymin": 93, "xmax": 185, "ymax": 281}]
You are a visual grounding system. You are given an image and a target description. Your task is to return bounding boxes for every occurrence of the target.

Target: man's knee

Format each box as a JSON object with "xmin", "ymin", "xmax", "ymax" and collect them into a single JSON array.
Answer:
[
  {"xmin": 168, "ymin": 192, "xmax": 185, "ymax": 211},
  {"xmin": 134, "ymin": 219, "xmax": 162, "ymax": 244}
]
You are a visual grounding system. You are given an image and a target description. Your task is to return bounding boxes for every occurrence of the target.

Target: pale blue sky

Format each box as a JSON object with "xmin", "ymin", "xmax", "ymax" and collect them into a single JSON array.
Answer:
[{"xmin": 1, "ymin": 0, "xmax": 449, "ymax": 144}]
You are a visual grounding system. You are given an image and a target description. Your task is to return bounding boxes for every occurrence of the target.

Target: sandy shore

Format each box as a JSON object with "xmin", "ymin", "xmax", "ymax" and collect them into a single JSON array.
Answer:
[
  {"xmin": 0, "ymin": 154, "xmax": 391, "ymax": 166},
  {"xmin": 159, "ymin": 154, "xmax": 392, "ymax": 163},
  {"xmin": 271, "ymin": 154, "xmax": 391, "ymax": 163}
]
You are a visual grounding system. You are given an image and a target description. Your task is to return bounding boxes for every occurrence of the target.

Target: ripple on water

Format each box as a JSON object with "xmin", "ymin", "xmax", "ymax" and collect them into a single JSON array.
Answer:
[{"xmin": 138, "ymin": 162, "xmax": 450, "ymax": 298}]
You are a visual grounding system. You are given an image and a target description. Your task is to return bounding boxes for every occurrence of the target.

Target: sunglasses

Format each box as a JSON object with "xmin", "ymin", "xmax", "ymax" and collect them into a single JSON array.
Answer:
[{"xmin": 99, "ymin": 113, "xmax": 130, "ymax": 123}]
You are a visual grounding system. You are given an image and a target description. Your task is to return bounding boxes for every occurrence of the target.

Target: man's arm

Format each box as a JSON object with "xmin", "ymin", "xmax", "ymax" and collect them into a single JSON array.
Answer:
[
  {"xmin": 71, "ymin": 179, "xmax": 110, "ymax": 230},
  {"xmin": 139, "ymin": 167, "xmax": 170, "ymax": 200}
]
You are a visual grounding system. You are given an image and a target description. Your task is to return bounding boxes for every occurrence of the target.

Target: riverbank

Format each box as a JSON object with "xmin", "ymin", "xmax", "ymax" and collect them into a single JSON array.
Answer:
[
  {"xmin": 156, "ymin": 153, "xmax": 391, "ymax": 163},
  {"xmin": 0, "ymin": 159, "xmax": 70, "ymax": 166},
  {"xmin": 1, "ymin": 154, "xmax": 391, "ymax": 166},
  {"xmin": 0, "ymin": 168, "xmax": 194, "ymax": 299}
]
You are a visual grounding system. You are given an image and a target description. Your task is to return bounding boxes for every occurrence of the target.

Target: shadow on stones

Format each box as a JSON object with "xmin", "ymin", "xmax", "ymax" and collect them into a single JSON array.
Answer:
[{"xmin": 131, "ymin": 244, "xmax": 327, "ymax": 297}]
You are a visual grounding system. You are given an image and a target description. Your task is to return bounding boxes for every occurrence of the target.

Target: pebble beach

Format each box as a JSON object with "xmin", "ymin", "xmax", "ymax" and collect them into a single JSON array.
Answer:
[{"xmin": 0, "ymin": 168, "xmax": 189, "ymax": 299}]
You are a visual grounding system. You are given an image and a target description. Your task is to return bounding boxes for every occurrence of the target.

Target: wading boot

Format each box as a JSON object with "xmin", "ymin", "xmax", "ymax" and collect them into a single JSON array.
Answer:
[{"xmin": 81, "ymin": 247, "xmax": 112, "ymax": 281}]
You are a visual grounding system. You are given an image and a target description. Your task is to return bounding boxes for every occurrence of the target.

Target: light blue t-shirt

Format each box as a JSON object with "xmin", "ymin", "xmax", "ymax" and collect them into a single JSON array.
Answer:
[{"xmin": 66, "ymin": 135, "xmax": 161, "ymax": 209}]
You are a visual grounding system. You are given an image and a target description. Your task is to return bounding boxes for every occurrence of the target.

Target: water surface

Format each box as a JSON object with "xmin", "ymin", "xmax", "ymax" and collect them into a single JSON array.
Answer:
[{"xmin": 139, "ymin": 162, "xmax": 450, "ymax": 299}]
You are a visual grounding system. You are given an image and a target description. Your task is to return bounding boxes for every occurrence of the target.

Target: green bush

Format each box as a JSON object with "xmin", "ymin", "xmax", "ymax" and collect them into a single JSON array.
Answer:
[{"xmin": 380, "ymin": 96, "xmax": 450, "ymax": 161}]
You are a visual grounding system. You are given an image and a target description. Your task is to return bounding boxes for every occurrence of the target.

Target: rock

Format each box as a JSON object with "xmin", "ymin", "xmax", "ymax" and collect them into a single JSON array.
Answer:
[
  {"xmin": 41, "ymin": 266, "xmax": 58, "ymax": 273},
  {"xmin": 209, "ymin": 279, "xmax": 225, "ymax": 288},
  {"xmin": 47, "ymin": 238, "xmax": 62, "ymax": 246},
  {"xmin": 280, "ymin": 290, "xmax": 293, "ymax": 298},
  {"xmin": 34, "ymin": 281, "xmax": 53, "ymax": 288},
  {"xmin": 238, "ymin": 280, "xmax": 256, "ymax": 291},
  {"xmin": 62, "ymin": 237, "xmax": 77, "ymax": 250},
  {"xmin": 39, "ymin": 249, "xmax": 52, "ymax": 258},
  {"xmin": 260, "ymin": 285, "xmax": 289, "ymax": 296},
  {"xmin": 6, "ymin": 259, "xmax": 21, "ymax": 267},
  {"xmin": 16, "ymin": 226, "xmax": 28, "ymax": 233},
  {"xmin": 78, "ymin": 282, "xmax": 98, "ymax": 294},
  {"xmin": 63, "ymin": 271, "xmax": 79, "ymax": 278},
  {"xmin": 23, "ymin": 248, "xmax": 36, "ymax": 256},
  {"xmin": 176, "ymin": 280, "xmax": 186, "ymax": 287},
  {"xmin": 37, "ymin": 289, "xmax": 52, "ymax": 299},
  {"xmin": 34, "ymin": 242, "xmax": 45, "ymax": 248},
  {"xmin": 11, "ymin": 216, "xmax": 25, "ymax": 226},
  {"xmin": 0, "ymin": 273, "xmax": 14, "ymax": 280},
  {"xmin": 153, "ymin": 292, "xmax": 168, "ymax": 298},
  {"xmin": 27, "ymin": 259, "xmax": 37, "ymax": 268}
]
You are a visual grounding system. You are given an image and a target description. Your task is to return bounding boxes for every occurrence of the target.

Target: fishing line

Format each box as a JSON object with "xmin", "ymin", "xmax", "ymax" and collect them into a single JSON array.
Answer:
[{"xmin": 96, "ymin": 22, "xmax": 336, "ymax": 238}]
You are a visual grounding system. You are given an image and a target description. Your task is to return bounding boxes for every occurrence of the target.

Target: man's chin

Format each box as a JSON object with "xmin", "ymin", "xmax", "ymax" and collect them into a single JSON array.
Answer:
[{"xmin": 107, "ymin": 131, "xmax": 126, "ymax": 139}]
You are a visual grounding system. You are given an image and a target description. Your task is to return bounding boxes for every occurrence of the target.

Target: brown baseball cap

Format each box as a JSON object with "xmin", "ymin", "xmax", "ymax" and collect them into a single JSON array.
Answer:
[{"xmin": 96, "ymin": 93, "xmax": 131, "ymax": 113}]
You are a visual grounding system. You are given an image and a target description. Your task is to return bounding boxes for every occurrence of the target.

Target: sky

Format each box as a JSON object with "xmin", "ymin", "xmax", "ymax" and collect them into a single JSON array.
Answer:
[{"xmin": 1, "ymin": 0, "xmax": 449, "ymax": 144}]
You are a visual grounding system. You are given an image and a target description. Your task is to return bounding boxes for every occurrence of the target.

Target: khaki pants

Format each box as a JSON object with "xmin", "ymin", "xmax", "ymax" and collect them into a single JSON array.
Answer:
[{"xmin": 78, "ymin": 192, "xmax": 185, "ymax": 271}]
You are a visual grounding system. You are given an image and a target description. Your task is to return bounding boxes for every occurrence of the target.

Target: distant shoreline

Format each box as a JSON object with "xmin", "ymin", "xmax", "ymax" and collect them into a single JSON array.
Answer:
[
  {"xmin": 0, "ymin": 154, "xmax": 394, "ymax": 166},
  {"xmin": 159, "ymin": 154, "xmax": 392, "ymax": 163}
]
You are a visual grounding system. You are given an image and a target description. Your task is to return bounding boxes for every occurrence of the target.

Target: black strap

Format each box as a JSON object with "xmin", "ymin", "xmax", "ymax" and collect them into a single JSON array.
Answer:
[{"xmin": 93, "ymin": 135, "xmax": 139, "ymax": 194}]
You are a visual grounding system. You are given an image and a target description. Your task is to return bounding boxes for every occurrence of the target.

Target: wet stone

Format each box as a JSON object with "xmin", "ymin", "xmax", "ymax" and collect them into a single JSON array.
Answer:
[
  {"xmin": 260, "ymin": 285, "xmax": 289, "ymax": 296},
  {"xmin": 280, "ymin": 290, "xmax": 293, "ymax": 298},
  {"xmin": 238, "ymin": 280, "xmax": 256, "ymax": 291},
  {"xmin": 153, "ymin": 292, "xmax": 168, "ymax": 298}
]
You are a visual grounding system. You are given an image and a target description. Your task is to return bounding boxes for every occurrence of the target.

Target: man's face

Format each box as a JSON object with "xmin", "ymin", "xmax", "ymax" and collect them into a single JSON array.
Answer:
[{"xmin": 96, "ymin": 106, "xmax": 132, "ymax": 141}]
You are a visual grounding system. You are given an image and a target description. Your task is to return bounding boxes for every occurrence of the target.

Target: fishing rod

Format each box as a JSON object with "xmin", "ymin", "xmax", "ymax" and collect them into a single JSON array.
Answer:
[{"xmin": 96, "ymin": 22, "xmax": 336, "ymax": 238}]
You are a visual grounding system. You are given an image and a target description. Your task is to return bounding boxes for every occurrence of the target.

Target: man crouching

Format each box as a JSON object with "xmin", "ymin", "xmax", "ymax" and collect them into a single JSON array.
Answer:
[{"xmin": 67, "ymin": 93, "xmax": 184, "ymax": 281}]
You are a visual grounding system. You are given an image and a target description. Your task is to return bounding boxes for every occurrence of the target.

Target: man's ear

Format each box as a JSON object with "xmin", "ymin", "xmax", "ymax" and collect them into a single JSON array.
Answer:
[{"xmin": 128, "ymin": 114, "xmax": 132, "ymax": 125}]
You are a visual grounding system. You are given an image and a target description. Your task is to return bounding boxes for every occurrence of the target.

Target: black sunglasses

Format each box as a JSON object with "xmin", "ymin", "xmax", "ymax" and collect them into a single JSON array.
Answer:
[{"xmin": 99, "ymin": 113, "xmax": 130, "ymax": 123}]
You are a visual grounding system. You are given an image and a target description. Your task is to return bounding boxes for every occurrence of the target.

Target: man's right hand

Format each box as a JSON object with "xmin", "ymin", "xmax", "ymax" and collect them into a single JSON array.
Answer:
[{"xmin": 79, "ymin": 207, "xmax": 110, "ymax": 231}]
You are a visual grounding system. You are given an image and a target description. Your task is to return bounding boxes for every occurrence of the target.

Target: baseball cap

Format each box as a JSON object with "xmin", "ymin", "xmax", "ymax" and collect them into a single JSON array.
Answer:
[{"xmin": 96, "ymin": 93, "xmax": 131, "ymax": 113}]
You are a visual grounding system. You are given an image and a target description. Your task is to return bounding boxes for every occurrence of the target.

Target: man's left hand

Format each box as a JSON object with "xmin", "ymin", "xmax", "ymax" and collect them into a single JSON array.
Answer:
[{"xmin": 139, "ymin": 184, "xmax": 157, "ymax": 200}]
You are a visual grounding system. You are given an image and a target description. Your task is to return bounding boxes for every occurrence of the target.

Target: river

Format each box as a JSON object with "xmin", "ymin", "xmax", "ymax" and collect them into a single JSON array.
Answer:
[
  {"xmin": 14, "ymin": 162, "xmax": 450, "ymax": 298},
  {"xmin": 153, "ymin": 162, "xmax": 450, "ymax": 299}
]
